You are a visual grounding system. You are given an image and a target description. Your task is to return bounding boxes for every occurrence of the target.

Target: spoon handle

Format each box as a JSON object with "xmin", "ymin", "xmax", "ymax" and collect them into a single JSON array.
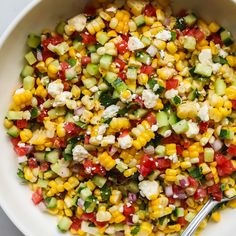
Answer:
[{"xmin": 181, "ymin": 199, "xmax": 218, "ymax": 236}]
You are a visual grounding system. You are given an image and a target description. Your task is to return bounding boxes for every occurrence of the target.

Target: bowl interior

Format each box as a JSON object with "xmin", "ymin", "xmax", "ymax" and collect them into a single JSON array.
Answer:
[{"xmin": 0, "ymin": 0, "xmax": 236, "ymax": 235}]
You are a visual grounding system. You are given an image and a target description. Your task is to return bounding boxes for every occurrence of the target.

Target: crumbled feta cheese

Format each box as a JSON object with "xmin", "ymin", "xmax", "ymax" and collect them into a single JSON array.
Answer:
[
  {"xmin": 142, "ymin": 89, "xmax": 159, "ymax": 109},
  {"xmin": 98, "ymin": 124, "xmax": 108, "ymax": 135},
  {"xmin": 72, "ymin": 145, "xmax": 89, "ymax": 161},
  {"xmin": 146, "ymin": 45, "xmax": 158, "ymax": 57},
  {"xmin": 53, "ymin": 91, "xmax": 72, "ymax": 107},
  {"xmin": 151, "ymin": 125, "xmax": 158, "ymax": 132},
  {"xmin": 102, "ymin": 105, "xmax": 119, "ymax": 119},
  {"xmin": 68, "ymin": 14, "xmax": 87, "ymax": 32},
  {"xmin": 73, "ymin": 115, "xmax": 80, "ymax": 122},
  {"xmin": 153, "ymin": 83, "xmax": 160, "ymax": 92},
  {"xmin": 132, "ymin": 214, "xmax": 139, "ymax": 224},
  {"xmin": 156, "ymin": 30, "xmax": 172, "ymax": 41},
  {"xmin": 101, "ymin": 135, "xmax": 116, "ymax": 147},
  {"xmin": 212, "ymin": 63, "xmax": 221, "ymax": 74},
  {"xmin": 22, "ymin": 111, "xmax": 31, "ymax": 120},
  {"xmin": 139, "ymin": 180, "xmax": 160, "ymax": 200},
  {"xmin": 186, "ymin": 121, "xmax": 199, "ymax": 138},
  {"xmin": 128, "ymin": 36, "xmax": 145, "ymax": 51},
  {"xmin": 48, "ymin": 80, "xmax": 64, "ymax": 98},
  {"xmin": 165, "ymin": 89, "xmax": 178, "ymax": 99},
  {"xmin": 17, "ymin": 143, "xmax": 25, "ymax": 147},
  {"xmin": 118, "ymin": 135, "xmax": 133, "ymax": 149},
  {"xmin": 198, "ymin": 104, "xmax": 209, "ymax": 121}
]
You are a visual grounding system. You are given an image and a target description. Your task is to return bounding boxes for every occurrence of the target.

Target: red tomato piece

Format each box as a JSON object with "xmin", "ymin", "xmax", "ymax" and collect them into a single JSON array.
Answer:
[
  {"xmin": 140, "ymin": 65, "xmax": 154, "ymax": 75},
  {"xmin": 199, "ymin": 121, "xmax": 209, "ymax": 134},
  {"xmin": 92, "ymin": 164, "xmax": 106, "ymax": 176},
  {"xmin": 208, "ymin": 33, "xmax": 222, "ymax": 45},
  {"xmin": 123, "ymin": 204, "xmax": 135, "ymax": 217},
  {"xmin": 84, "ymin": 135, "xmax": 90, "ymax": 145},
  {"xmin": 58, "ymin": 61, "xmax": 70, "ymax": 81},
  {"xmin": 37, "ymin": 109, "xmax": 48, "ymax": 122},
  {"xmin": 145, "ymin": 112, "xmax": 157, "ymax": 126},
  {"xmin": 28, "ymin": 158, "xmax": 38, "ymax": 169},
  {"xmin": 116, "ymin": 40, "xmax": 128, "ymax": 55},
  {"xmin": 207, "ymin": 183, "xmax": 223, "ymax": 201},
  {"xmin": 183, "ymin": 28, "xmax": 205, "ymax": 42},
  {"xmin": 215, "ymin": 153, "xmax": 228, "ymax": 165},
  {"xmin": 14, "ymin": 144, "xmax": 32, "ymax": 156},
  {"xmin": 80, "ymin": 33, "xmax": 96, "ymax": 44},
  {"xmin": 177, "ymin": 216, "xmax": 188, "ymax": 226},
  {"xmin": 165, "ymin": 78, "xmax": 179, "ymax": 90},
  {"xmin": 133, "ymin": 96, "xmax": 144, "ymax": 108},
  {"xmin": 119, "ymin": 129, "xmax": 129, "ymax": 138},
  {"xmin": 228, "ymin": 144, "xmax": 236, "ymax": 156},
  {"xmin": 231, "ymin": 100, "xmax": 236, "ymax": 110},
  {"xmin": 64, "ymin": 122, "xmax": 82, "ymax": 136},
  {"xmin": 40, "ymin": 162, "xmax": 50, "ymax": 172},
  {"xmin": 95, "ymin": 221, "xmax": 109, "ymax": 227},
  {"xmin": 10, "ymin": 137, "xmax": 20, "ymax": 146},
  {"xmin": 155, "ymin": 158, "xmax": 171, "ymax": 170},
  {"xmin": 176, "ymin": 144, "xmax": 184, "ymax": 156},
  {"xmin": 115, "ymin": 58, "xmax": 126, "ymax": 71},
  {"xmin": 42, "ymin": 49, "xmax": 55, "ymax": 61},
  {"xmin": 194, "ymin": 187, "xmax": 207, "ymax": 200},
  {"xmin": 205, "ymin": 172, "xmax": 214, "ymax": 180},
  {"xmin": 198, "ymin": 152, "xmax": 204, "ymax": 164},
  {"xmin": 143, "ymin": 4, "xmax": 156, "ymax": 17},
  {"xmin": 81, "ymin": 213, "xmax": 96, "ymax": 222},
  {"xmin": 70, "ymin": 217, "xmax": 82, "ymax": 231},
  {"xmin": 118, "ymin": 72, "xmax": 127, "ymax": 81},
  {"xmin": 16, "ymin": 120, "xmax": 28, "ymax": 129},
  {"xmin": 51, "ymin": 137, "xmax": 66, "ymax": 148},
  {"xmin": 162, "ymin": 135, "xmax": 180, "ymax": 144},
  {"xmin": 188, "ymin": 176, "xmax": 199, "ymax": 189},
  {"xmin": 42, "ymin": 36, "xmax": 64, "ymax": 48},
  {"xmin": 32, "ymin": 188, "xmax": 43, "ymax": 205},
  {"xmin": 81, "ymin": 56, "xmax": 92, "ymax": 66},
  {"xmin": 139, "ymin": 154, "xmax": 156, "ymax": 177}
]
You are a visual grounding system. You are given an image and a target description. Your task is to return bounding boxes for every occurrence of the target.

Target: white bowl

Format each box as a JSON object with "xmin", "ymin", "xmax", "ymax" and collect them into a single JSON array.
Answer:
[{"xmin": 0, "ymin": 0, "xmax": 236, "ymax": 235}]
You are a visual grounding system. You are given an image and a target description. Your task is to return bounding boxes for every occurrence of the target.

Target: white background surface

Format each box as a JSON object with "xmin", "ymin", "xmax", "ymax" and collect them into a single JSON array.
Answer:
[{"xmin": 0, "ymin": 2, "xmax": 32, "ymax": 235}]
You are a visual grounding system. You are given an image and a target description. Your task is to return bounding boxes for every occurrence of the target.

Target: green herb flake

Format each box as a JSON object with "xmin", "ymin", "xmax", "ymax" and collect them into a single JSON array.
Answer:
[
  {"xmin": 131, "ymin": 225, "xmax": 140, "ymax": 235},
  {"xmin": 101, "ymin": 185, "xmax": 111, "ymax": 201},
  {"xmin": 189, "ymin": 167, "xmax": 203, "ymax": 180}
]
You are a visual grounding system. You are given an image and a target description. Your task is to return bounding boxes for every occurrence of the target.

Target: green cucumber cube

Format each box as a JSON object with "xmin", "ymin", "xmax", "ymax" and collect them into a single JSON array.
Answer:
[
  {"xmin": 156, "ymin": 111, "xmax": 169, "ymax": 128},
  {"xmin": 172, "ymin": 119, "xmax": 189, "ymax": 134}
]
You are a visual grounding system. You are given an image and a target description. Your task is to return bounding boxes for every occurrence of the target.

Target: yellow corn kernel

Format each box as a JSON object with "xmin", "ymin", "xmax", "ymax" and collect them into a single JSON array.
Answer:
[
  {"xmin": 189, "ymin": 151, "xmax": 199, "ymax": 158},
  {"xmin": 165, "ymin": 144, "xmax": 176, "ymax": 156},
  {"xmin": 76, "ymin": 206, "xmax": 83, "ymax": 218},
  {"xmin": 81, "ymin": 88, "xmax": 92, "ymax": 96},
  {"xmin": 36, "ymin": 61, "xmax": 47, "ymax": 73},
  {"xmin": 139, "ymin": 222, "xmax": 153, "ymax": 235},
  {"xmin": 165, "ymin": 175, "xmax": 177, "ymax": 182},
  {"xmin": 98, "ymin": 152, "xmax": 116, "ymax": 171},
  {"xmin": 165, "ymin": 169, "xmax": 179, "ymax": 176},
  {"xmin": 48, "ymin": 62, "xmax": 59, "ymax": 74},
  {"xmin": 45, "ymin": 57, "xmax": 54, "ymax": 66},
  {"xmin": 69, "ymin": 47, "xmax": 76, "ymax": 58},
  {"xmin": 35, "ymin": 85, "xmax": 47, "ymax": 98},
  {"xmin": 56, "ymin": 123, "xmax": 66, "ymax": 138},
  {"xmin": 226, "ymin": 86, "xmax": 236, "ymax": 100},
  {"xmin": 20, "ymin": 129, "xmax": 33, "ymax": 142},
  {"xmin": 124, "ymin": 167, "xmax": 137, "ymax": 177},
  {"xmin": 47, "ymin": 208, "xmax": 59, "ymax": 215},
  {"xmin": 226, "ymin": 55, "xmax": 236, "ymax": 67},
  {"xmin": 153, "ymin": 98, "xmax": 164, "ymax": 110},
  {"xmin": 120, "ymin": 90, "xmax": 132, "ymax": 100},
  {"xmin": 228, "ymin": 199, "xmax": 236, "ymax": 208},
  {"xmin": 86, "ymin": 180, "xmax": 96, "ymax": 191},
  {"xmin": 180, "ymin": 161, "xmax": 192, "ymax": 169},
  {"xmin": 153, "ymin": 39, "xmax": 166, "ymax": 50},
  {"xmin": 209, "ymin": 107, "xmax": 222, "ymax": 122},
  {"xmin": 208, "ymin": 22, "xmax": 220, "ymax": 33},
  {"xmin": 166, "ymin": 42, "xmax": 177, "ymax": 54},
  {"xmin": 4, "ymin": 119, "xmax": 14, "ymax": 129},
  {"xmin": 65, "ymin": 208, "xmax": 73, "ymax": 217},
  {"xmin": 211, "ymin": 211, "xmax": 221, "ymax": 222},
  {"xmin": 24, "ymin": 166, "xmax": 37, "ymax": 183},
  {"xmin": 138, "ymin": 73, "xmax": 148, "ymax": 85},
  {"xmin": 110, "ymin": 190, "xmax": 122, "ymax": 204}
]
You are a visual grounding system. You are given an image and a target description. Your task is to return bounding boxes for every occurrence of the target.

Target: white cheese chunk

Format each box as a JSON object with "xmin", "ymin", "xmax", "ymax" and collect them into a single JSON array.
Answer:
[
  {"xmin": 102, "ymin": 105, "xmax": 119, "ymax": 119},
  {"xmin": 139, "ymin": 180, "xmax": 160, "ymax": 200},
  {"xmin": 142, "ymin": 89, "xmax": 159, "ymax": 109},
  {"xmin": 198, "ymin": 104, "xmax": 209, "ymax": 122},
  {"xmin": 118, "ymin": 134, "xmax": 133, "ymax": 149},
  {"xmin": 48, "ymin": 80, "xmax": 64, "ymax": 98},
  {"xmin": 156, "ymin": 30, "xmax": 172, "ymax": 41},
  {"xmin": 186, "ymin": 121, "xmax": 200, "ymax": 138},
  {"xmin": 128, "ymin": 36, "xmax": 145, "ymax": 51},
  {"xmin": 72, "ymin": 145, "xmax": 89, "ymax": 162}
]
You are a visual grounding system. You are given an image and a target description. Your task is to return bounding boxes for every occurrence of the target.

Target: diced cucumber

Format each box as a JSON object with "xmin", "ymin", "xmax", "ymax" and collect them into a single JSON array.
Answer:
[
  {"xmin": 20, "ymin": 65, "xmax": 34, "ymax": 78},
  {"xmin": 194, "ymin": 63, "xmax": 212, "ymax": 77},
  {"xmin": 212, "ymin": 56, "xmax": 227, "ymax": 65},
  {"xmin": 126, "ymin": 67, "xmax": 137, "ymax": 80},
  {"xmin": 104, "ymin": 72, "xmax": 117, "ymax": 84},
  {"xmin": 37, "ymin": 179, "xmax": 48, "ymax": 188},
  {"xmin": 27, "ymin": 34, "xmax": 41, "ymax": 49},
  {"xmin": 158, "ymin": 126, "xmax": 171, "ymax": 137},
  {"xmin": 204, "ymin": 147, "xmax": 214, "ymax": 162},
  {"xmin": 80, "ymin": 187, "xmax": 92, "ymax": 200},
  {"xmin": 65, "ymin": 112, "xmax": 74, "ymax": 122},
  {"xmin": 141, "ymin": 36, "xmax": 151, "ymax": 46},
  {"xmin": 174, "ymin": 207, "xmax": 185, "ymax": 217},
  {"xmin": 112, "ymin": 90, "xmax": 120, "ymax": 99},
  {"xmin": 91, "ymin": 53, "xmax": 101, "ymax": 64},
  {"xmin": 219, "ymin": 129, "xmax": 234, "ymax": 139},
  {"xmin": 84, "ymin": 196, "xmax": 97, "ymax": 213},
  {"xmin": 112, "ymin": 78, "xmax": 128, "ymax": 93},
  {"xmin": 184, "ymin": 14, "xmax": 197, "ymax": 27},
  {"xmin": 168, "ymin": 112, "xmax": 178, "ymax": 125},
  {"xmin": 172, "ymin": 120, "xmax": 189, "ymax": 134},
  {"xmin": 126, "ymin": 181, "xmax": 139, "ymax": 193},
  {"xmin": 156, "ymin": 111, "xmax": 169, "ymax": 128},
  {"xmin": 23, "ymin": 76, "xmax": 35, "ymax": 90},
  {"xmin": 215, "ymin": 78, "xmax": 226, "ymax": 95},
  {"xmin": 87, "ymin": 44, "xmax": 97, "ymax": 53},
  {"xmin": 155, "ymin": 145, "xmax": 166, "ymax": 155},
  {"xmin": 134, "ymin": 15, "xmax": 145, "ymax": 27},
  {"xmin": 7, "ymin": 125, "xmax": 20, "ymax": 137},
  {"xmin": 116, "ymin": 161, "xmax": 128, "ymax": 172},
  {"xmin": 92, "ymin": 175, "xmax": 107, "ymax": 188},
  {"xmin": 73, "ymin": 40, "xmax": 84, "ymax": 51},
  {"xmin": 7, "ymin": 111, "xmax": 24, "ymax": 120},
  {"xmin": 25, "ymin": 51, "xmax": 37, "ymax": 65},
  {"xmin": 136, "ymin": 52, "xmax": 151, "ymax": 65},
  {"xmin": 188, "ymin": 89, "xmax": 199, "ymax": 101},
  {"xmin": 171, "ymin": 95, "xmax": 182, "ymax": 105},
  {"xmin": 56, "ymin": 21, "xmax": 66, "ymax": 35},
  {"xmin": 86, "ymin": 63, "xmax": 99, "ymax": 76},
  {"xmin": 34, "ymin": 152, "xmax": 45, "ymax": 162},
  {"xmin": 100, "ymin": 54, "xmax": 113, "ymax": 70},
  {"xmin": 82, "ymin": 77, "xmax": 97, "ymax": 89},
  {"xmin": 96, "ymin": 31, "xmax": 110, "ymax": 45},
  {"xmin": 184, "ymin": 36, "xmax": 196, "ymax": 50},
  {"xmin": 76, "ymin": 121, "xmax": 88, "ymax": 129},
  {"xmin": 45, "ymin": 197, "xmax": 57, "ymax": 209},
  {"xmin": 48, "ymin": 107, "xmax": 66, "ymax": 119},
  {"xmin": 220, "ymin": 30, "xmax": 234, "ymax": 46},
  {"xmin": 65, "ymin": 67, "xmax": 77, "ymax": 80},
  {"xmin": 57, "ymin": 216, "xmax": 73, "ymax": 232},
  {"xmin": 133, "ymin": 108, "xmax": 148, "ymax": 119},
  {"xmin": 45, "ymin": 150, "xmax": 60, "ymax": 164}
]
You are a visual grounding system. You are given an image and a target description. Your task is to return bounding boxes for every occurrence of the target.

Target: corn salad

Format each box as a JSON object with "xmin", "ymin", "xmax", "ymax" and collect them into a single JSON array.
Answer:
[{"xmin": 4, "ymin": 0, "xmax": 236, "ymax": 235}]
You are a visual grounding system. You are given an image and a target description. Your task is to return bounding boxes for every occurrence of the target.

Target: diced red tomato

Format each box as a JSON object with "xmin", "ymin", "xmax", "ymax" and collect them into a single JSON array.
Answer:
[
  {"xmin": 205, "ymin": 172, "xmax": 214, "ymax": 180},
  {"xmin": 121, "ymin": 35, "xmax": 129, "ymax": 42},
  {"xmin": 64, "ymin": 122, "xmax": 82, "ymax": 136},
  {"xmin": 84, "ymin": 135, "xmax": 90, "ymax": 145},
  {"xmin": 123, "ymin": 204, "xmax": 135, "ymax": 217},
  {"xmin": 51, "ymin": 137, "xmax": 66, "ymax": 148},
  {"xmin": 168, "ymin": 197, "xmax": 175, "ymax": 204},
  {"xmin": 215, "ymin": 153, "xmax": 235, "ymax": 177},
  {"xmin": 155, "ymin": 158, "xmax": 171, "ymax": 170},
  {"xmin": 231, "ymin": 100, "xmax": 236, "ymax": 110},
  {"xmin": 70, "ymin": 217, "xmax": 82, "ymax": 231},
  {"xmin": 139, "ymin": 154, "xmax": 156, "ymax": 177},
  {"xmin": 162, "ymin": 134, "xmax": 180, "ymax": 144},
  {"xmin": 95, "ymin": 221, "xmax": 109, "ymax": 227},
  {"xmin": 207, "ymin": 184, "xmax": 223, "ymax": 201},
  {"xmin": 63, "ymin": 81, "xmax": 70, "ymax": 91},
  {"xmin": 133, "ymin": 96, "xmax": 144, "ymax": 108},
  {"xmin": 143, "ymin": 4, "xmax": 156, "ymax": 17},
  {"xmin": 37, "ymin": 109, "xmax": 48, "ymax": 122},
  {"xmin": 199, "ymin": 121, "xmax": 209, "ymax": 134},
  {"xmin": 198, "ymin": 152, "xmax": 204, "ymax": 164},
  {"xmin": 177, "ymin": 216, "xmax": 188, "ymax": 226},
  {"xmin": 28, "ymin": 158, "xmax": 38, "ymax": 169},
  {"xmin": 118, "ymin": 72, "xmax": 127, "ymax": 81},
  {"xmin": 80, "ymin": 33, "xmax": 96, "ymax": 44},
  {"xmin": 83, "ymin": 160, "xmax": 106, "ymax": 176},
  {"xmin": 16, "ymin": 120, "xmax": 28, "ymax": 129},
  {"xmin": 81, "ymin": 212, "xmax": 96, "ymax": 222},
  {"xmin": 42, "ymin": 36, "xmax": 64, "ymax": 48},
  {"xmin": 208, "ymin": 33, "xmax": 222, "ymax": 45},
  {"xmin": 81, "ymin": 56, "xmax": 92, "ymax": 66},
  {"xmin": 42, "ymin": 49, "xmax": 55, "ymax": 61},
  {"xmin": 116, "ymin": 40, "xmax": 128, "ymax": 55},
  {"xmin": 194, "ymin": 187, "xmax": 207, "ymax": 200},
  {"xmin": 10, "ymin": 137, "xmax": 20, "ymax": 146},
  {"xmin": 140, "ymin": 65, "xmax": 154, "ymax": 75},
  {"xmin": 145, "ymin": 112, "xmax": 157, "ymax": 126},
  {"xmin": 14, "ymin": 144, "xmax": 32, "ymax": 156},
  {"xmin": 165, "ymin": 78, "xmax": 179, "ymax": 90},
  {"xmin": 58, "ymin": 61, "xmax": 70, "ymax": 80},
  {"xmin": 40, "ymin": 162, "xmax": 50, "ymax": 172},
  {"xmin": 176, "ymin": 144, "xmax": 184, "ymax": 156},
  {"xmin": 182, "ymin": 140, "xmax": 191, "ymax": 149},
  {"xmin": 188, "ymin": 176, "xmax": 199, "ymax": 189},
  {"xmin": 180, "ymin": 199, "xmax": 188, "ymax": 209},
  {"xmin": 115, "ymin": 58, "xmax": 126, "ymax": 71},
  {"xmin": 92, "ymin": 165, "xmax": 106, "ymax": 176},
  {"xmin": 228, "ymin": 144, "xmax": 236, "ymax": 156},
  {"xmin": 119, "ymin": 129, "xmax": 129, "ymax": 138},
  {"xmin": 32, "ymin": 188, "xmax": 43, "ymax": 205},
  {"xmin": 183, "ymin": 28, "xmax": 205, "ymax": 42}
]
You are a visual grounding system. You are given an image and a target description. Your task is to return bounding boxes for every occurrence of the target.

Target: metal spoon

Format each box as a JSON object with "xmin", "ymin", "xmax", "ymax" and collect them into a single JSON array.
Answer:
[{"xmin": 181, "ymin": 195, "xmax": 236, "ymax": 236}]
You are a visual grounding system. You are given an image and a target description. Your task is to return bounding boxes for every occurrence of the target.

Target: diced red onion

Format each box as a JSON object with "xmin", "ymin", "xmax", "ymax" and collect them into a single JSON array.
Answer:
[
  {"xmin": 75, "ymin": 107, "xmax": 85, "ymax": 116},
  {"xmin": 179, "ymin": 178, "xmax": 190, "ymax": 188},
  {"xmin": 128, "ymin": 193, "xmax": 137, "ymax": 202},
  {"xmin": 212, "ymin": 139, "xmax": 223, "ymax": 151},
  {"xmin": 77, "ymin": 198, "xmax": 84, "ymax": 208},
  {"xmin": 165, "ymin": 185, "xmax": 173, "ymax": 197},
  {"xmin": 173, "ymin": 192, "xmax": 187, "ymax": 199},
  {"xmin": 109, "ymin": 145, "xmax": 118, "ymax": 156},
  {"xmin": 144, "ymin": 145, "xmax": 155, "ymax": 155},
  {"xmin": 36, "ymin": 49, "xmax": 43, "ymax": 61}
]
